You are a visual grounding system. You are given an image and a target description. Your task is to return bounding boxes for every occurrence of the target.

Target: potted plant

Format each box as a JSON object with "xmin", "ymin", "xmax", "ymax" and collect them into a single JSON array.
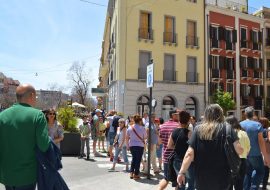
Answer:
[{"xmin": 57, "ymin": 106, "xmax": 80, "ymax": 156}]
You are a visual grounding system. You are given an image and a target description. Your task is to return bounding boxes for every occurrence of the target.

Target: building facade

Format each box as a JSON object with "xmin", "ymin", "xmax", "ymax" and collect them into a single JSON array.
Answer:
[
  {"xmin": 99, "ymin": 0, "xmax": 205, "ymax": 120},
  {"xmin": 205, "ymin": 1, "xmax": 264, "ymax": 119}
]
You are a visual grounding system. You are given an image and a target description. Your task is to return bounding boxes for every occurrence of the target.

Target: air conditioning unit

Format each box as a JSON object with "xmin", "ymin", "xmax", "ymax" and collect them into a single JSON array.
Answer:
[{"xmin": 241, "ymin": 6, "xmax": 247, "ymax": 13}]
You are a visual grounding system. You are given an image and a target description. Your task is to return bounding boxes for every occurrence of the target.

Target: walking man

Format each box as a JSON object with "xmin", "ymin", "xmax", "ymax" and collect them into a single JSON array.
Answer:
[
  {"xmin": 240, "ymin": 107, "xmax": 270, "ymax": 190},
  {"xmin": 0, "ymin": 84, "xmax": 50, "ymax": 190}
]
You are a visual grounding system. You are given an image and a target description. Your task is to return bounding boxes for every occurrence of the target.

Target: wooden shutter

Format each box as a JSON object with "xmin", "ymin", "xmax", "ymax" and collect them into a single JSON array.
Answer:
[
  {"xmin": 248, "ymin": 57, "xmax": 253, "ymax": 69},
  {"xmin": 259, "ymin": 59, "xmax": 263, "ymax": 70},
  {"xmin": 233, "ymin": 30, "xmax": 237, "ymax": 43},
  {"xmin": 209, "ymin": 55, "xmax": 212, "ymax": 68},
  {"xmin": 259, "ymin": 31, "xmax": 262, "ymax": 43},
  {"xmin": 140, "ymin": 12, "xmax": 149, "ymax": 38},
  {"xmin": 210, "ymin": 26, "xmax": 214, "ymax": 39},
  {"xmin": 240, "ymin": 56, "xmax": 244, "ymax": 68},
  {"xmin": 232, "ymin": 58, "xmax": 235, "ymax": 70},
  {"xmin": 218, "ymin": 27, "xmax": 224, "ymax": 40},
  {"xmin": 219, "ymin": 56, "xmax": 224, "ymax": 69},
  {"xmin": 250, "ymin": 30, "xmax": 253, "ymax": 42},
  {"xmin": 250, "ymin": 85, "xmax": 255, "ymax": 96},
  {"xmin": 165, "ymin": 16, "xmax": 173, "ymax": 42}
]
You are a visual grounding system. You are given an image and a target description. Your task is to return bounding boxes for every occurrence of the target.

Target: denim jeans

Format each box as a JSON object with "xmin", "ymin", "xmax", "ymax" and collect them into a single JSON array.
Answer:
[
  {"xmin": 173, "ymin": 157, "xmax": 195, "ymax": 190},
  {"xmin": 5, "ymin": 184, "xmax": 36, "ymax": 190},
  {"xmin": 109, "ymin": 132, "xmax": 116, "ymax": 146},
  {"xmin": 130, "ymin": 146, "xmax": 144, "ymax": 175},
  {"xmin": 244, "ymin": 155, "xmax": 265, "ymax": 190},
  {"xmin": 113, "ymin": 146, "xmax": 129, "ymax": 164}
]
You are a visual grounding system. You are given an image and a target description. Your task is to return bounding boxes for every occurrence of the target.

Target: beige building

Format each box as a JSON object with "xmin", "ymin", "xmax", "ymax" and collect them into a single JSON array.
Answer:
[{"xmin": 99, "ymin": 0, "xmax": 205, "ymax": 120}]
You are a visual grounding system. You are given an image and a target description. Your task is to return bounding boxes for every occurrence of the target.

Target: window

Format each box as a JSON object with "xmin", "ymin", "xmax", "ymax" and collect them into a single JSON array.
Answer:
[
  {"xmin": 187, "ymin": 0, "xmax": 196, "ymax": 2},
  {"xmin": 210, "ymin": 26, "xmax": 219, "ymax": 48},
  {"xmin": 138, "ymin": 51, "xmax": 151, "ymax": 79},
  {"xmin": 139, "ymin": 12, "xmax": 152, "ymax": 40},
  {"xmin": 211, "ymin": 56, "xmax": 219, "ymax": 69},
  {"xmin": 164, "ymin": 16, "xmax": 176, "ymax": 43},
  {"xmin": 240, "ymin": 84, "xmax": 251, "ymax": 97},
  {"xmin": 186, "ymin": 57, "xmax": 197, "ymax": 83},
  {"xmin": 267, "ymin": 28, "xmax": 270, "ymax": 46},
  {"xmin": 254, "ymin": 85, "xmax": 263, "ymax": 97},
  {"xmin": 225, "ymin": 29, "xmax": 236, "ymax": 50},
  {"xmin": 240, "ymin": 56, "xmax": 248, "ymax": 69},
  {"xmin": 186, "ymin": 21, "xmax": 197, "ymax": 46},
  {"xmin": 240, "ymin": 27, "xmax": 247, "ymax": 48},
  {"xmin": 251, "ymin": 30, "xmax": 262, "ymax": 50},
  {"xmin": 164, "ymin": 54, "xmax": 176, "ymax": 81},
  {"xmin": 254, "ymin": 58, "xmax": 260, "ymax": 69},
  {"xmin": 227, "ymin": 83, "xmax": 234, "ymax": 97}
]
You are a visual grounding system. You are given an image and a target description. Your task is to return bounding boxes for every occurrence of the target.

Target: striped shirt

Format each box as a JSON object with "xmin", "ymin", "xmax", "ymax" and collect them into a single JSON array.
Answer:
[{"xmin": 159, "ymin": 120, "xmax": 179, "ymax": 163}]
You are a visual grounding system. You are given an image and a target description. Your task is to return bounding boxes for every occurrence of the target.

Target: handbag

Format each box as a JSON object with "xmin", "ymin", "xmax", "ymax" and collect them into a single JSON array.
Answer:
[
  {"xmin": 167, "ymin": 131, "xmax": 181, "ymax": 182},
  {"xmin": 131, "ymin": 126, "xmax": 145, "ymax": 145},
  {"xmin": 223, "ymin": 123, "xmax": 241, "ymax": 179}
]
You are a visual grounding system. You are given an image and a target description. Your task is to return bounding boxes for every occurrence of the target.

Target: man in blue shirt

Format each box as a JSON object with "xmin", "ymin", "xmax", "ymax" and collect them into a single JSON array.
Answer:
[{"xmin": 240, "ymin": 107, "xmax": 270, "ymax": 190}]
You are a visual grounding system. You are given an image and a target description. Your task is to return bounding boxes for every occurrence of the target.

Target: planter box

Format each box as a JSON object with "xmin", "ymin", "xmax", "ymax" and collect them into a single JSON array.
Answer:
[{"xmin": 60, "ymin": 132, "xmax": 81, "ymax": 156}]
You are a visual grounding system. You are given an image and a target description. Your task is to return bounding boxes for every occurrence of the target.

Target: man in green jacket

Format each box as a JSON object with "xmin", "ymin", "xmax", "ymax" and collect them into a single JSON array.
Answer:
[{"xmin": 0, "ymin": 84, "xmax": 50, "ymax": 190}]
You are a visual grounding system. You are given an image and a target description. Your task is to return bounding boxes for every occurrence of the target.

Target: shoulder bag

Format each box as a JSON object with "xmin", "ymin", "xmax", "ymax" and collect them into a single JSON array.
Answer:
[
  {"xmin": 131, "ymin": 125, "xmax": 145, "ymax": 145},
  {"xmin": 223, "ymin": 123, "xmax": 241, "ymax": 179}
]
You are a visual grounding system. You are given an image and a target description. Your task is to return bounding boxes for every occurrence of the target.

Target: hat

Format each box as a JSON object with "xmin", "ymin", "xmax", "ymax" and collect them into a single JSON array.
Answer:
[
  {"xmin": 95, "ymin": 109, "xmax": 103, "ymax": 113},
  {"xmin": 245, "ymin": 106, "xmax": 254, "ymax": 114}
]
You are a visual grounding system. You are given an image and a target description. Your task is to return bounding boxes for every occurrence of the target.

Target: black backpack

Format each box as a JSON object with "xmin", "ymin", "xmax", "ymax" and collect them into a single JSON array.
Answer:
[{"xmin": 223, "ymin": 123, "xmax": 241, "ymax": 179}]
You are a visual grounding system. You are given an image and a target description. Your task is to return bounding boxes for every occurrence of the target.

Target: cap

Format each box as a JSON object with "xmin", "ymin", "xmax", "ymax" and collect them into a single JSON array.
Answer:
[
  {"xmin": 95, "ymin": 109, "xmax": 103, "ymax": 113},
  {"xmin": 245, "ymin": 106, "xmax": 254, "ymax": 114}
]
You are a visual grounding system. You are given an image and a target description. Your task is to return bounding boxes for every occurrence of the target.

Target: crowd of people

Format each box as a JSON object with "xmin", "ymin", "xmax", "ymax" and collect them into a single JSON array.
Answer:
[{"xmin": 1, "ymin": 83, "xmax": 270, "ymax": 190}]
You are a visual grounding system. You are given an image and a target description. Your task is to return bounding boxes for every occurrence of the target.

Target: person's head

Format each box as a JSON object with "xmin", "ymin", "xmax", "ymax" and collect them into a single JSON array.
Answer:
[
  {"xmin": 179, "ymin": 111, "xmax": 191, "ymax": 126},
  {"xmin": 133, "ymin": 114, "xmax": 143, "ymax": 125},
  {"xmin": 169, "ymin": 110, "xmax": 179, "ymax": 122},
  {"xmin": 245, "ymin": 106, "xmax": 254, "ymax": 119},
  {"xmin": 203, "ymin": 104, "xmax": 224, "ymax": 124},
  {"xmin": 118, "ymin": 118, "xmax": 126, "ymax": 128},
  {"xmin": 45, "ymin": 108, "xmax": 57, "ymax": 122},
  {"xmin": 98, "ymin": 115, "xmax": 103, "ymax": 122},
  {"xmin": 159, "ymin": 117, "xmax": 164, "ymax": 125},
  {"xmin": 150, "ymin": 113, "xmax": 156, "ymax": 122},
  {"xmin": 226, "ymin": 115, "xmax": 241, "ymax": 130},
  {"xmin": 16, "ymin": 84, "xmax": 36, "ymax": 106},
  {"xmin": 154, "ymin": 118, "xmax": 160, "ymax": 125},
  {"xmin": 190, "ymin": 116, "xmax": 196, "ymax": 125},
  {"xmin": 95, "ymin": 109, "xmax": 102, "ymax": 116},
  {"xmin": 143, "ymin": 112, "xmax": 148, "ymax": 119},
  {"xmin": 253, "ymin": 115, "xmax": 259, "ymax": 121},
  {"xmin": 259, "ymin": 117, "xmax": 269, "ymax": 129}
]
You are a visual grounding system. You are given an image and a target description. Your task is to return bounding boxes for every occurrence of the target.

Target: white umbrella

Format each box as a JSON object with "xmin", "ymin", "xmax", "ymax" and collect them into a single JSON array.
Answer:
[{"xmin": 72, "ymin": 102, "xmax": 86, "ymax": 108}]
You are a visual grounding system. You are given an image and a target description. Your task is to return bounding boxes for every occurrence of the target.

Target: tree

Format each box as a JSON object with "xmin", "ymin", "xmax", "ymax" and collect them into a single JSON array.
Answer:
[
  {"xmin": 68, "ymin": 62, "xmax": 91, "ymax": 106},
  {"xmin": 213, "ymin": 89, "xmax": 235, "ymax": 116}
]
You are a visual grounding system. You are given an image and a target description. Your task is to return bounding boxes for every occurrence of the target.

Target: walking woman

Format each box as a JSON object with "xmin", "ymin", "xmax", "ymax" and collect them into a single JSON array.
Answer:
[
  {"xmin": 45, "ymin": 108, "xmax": 64, "ymax": 149},
  {"xmin": 226, "ymin": 115, "xmax": 250, "ymax": 190},
  {"xmin": 109, "ymin": 118, "xmax": 129, "ymax": 171},
  {"xmin": 177, "ymin": 104, "xmax": 243, "ymax": 190},
  {"xmin": 126, "ymin": 114, "xmax": 147, "ymax": 180}
]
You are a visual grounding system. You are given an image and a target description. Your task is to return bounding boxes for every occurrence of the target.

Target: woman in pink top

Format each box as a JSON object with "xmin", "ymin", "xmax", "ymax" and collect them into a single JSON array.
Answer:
[{"xmin": 126, "ymin": 114, "xmax": 147, "ymax": 180}]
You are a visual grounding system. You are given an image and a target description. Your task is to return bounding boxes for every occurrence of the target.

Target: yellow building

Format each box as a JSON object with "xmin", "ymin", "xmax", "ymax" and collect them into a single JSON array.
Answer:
[{"xmin": 99, "ymin": 0, "xmax": 205, "ymax": 120}]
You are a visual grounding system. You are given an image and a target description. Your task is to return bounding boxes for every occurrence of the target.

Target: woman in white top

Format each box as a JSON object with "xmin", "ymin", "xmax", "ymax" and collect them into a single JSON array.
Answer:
[{"xmin": 109, "ymin": 118, "xmax": 129, "ymax": 171}]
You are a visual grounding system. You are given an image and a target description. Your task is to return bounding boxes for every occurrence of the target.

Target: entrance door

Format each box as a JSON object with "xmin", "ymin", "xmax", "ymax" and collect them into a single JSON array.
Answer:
[
  {"xmin": 162, "ymin": 96, "xmax": 175, "ymax": 121},
  {"xmin": 137, "ymin": 95, "xmax": 149, "ymax": 116}
]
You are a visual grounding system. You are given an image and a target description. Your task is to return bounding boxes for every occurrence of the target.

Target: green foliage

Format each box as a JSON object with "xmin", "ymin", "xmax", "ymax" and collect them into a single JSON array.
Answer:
[
  {"xmin": 57, "ymin": 106, "xmax": 78, "ymax": 133},
  {"xmin": 213, "ymin": 89, "xmax": 235, "ymax": 116}
]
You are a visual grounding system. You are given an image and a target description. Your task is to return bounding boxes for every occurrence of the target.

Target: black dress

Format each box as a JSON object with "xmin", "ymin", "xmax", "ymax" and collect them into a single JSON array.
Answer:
[{"xmin": 189, "ymin": 124, "xmax": 238, "ymax": 190}]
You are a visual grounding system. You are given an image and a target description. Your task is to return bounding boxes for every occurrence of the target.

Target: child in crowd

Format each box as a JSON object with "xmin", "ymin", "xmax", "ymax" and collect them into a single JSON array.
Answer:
[{"xmin": 98, "ymin": 116, "xmax": 106, "ymax": 152}]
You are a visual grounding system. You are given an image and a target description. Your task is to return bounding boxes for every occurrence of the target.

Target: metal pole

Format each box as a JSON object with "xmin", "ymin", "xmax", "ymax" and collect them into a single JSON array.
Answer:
[{"xmin": 147, "ymin": 86, "xmax": 152, "ymax": 179}]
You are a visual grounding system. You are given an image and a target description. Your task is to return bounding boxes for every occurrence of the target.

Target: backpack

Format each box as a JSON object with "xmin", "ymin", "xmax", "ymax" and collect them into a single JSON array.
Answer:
[{"xmin": 223, "ymin": 123, "xmax": 241, "ymax": 179}]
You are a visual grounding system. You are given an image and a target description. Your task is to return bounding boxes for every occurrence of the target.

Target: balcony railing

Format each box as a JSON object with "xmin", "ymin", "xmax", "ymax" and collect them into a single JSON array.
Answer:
[
  {"xmin": 163, "ymin": 32, "xmax": 177, "ymax": 44},
  {"xmin": 138, "ymin": 68, "xmax": 147, "ymax": 80},
  {"xmin": 226, "ymin": 71, "xmax": 234, "ymax": 79},
  {"xmin": 138, "ymin": 28, "xmax": 154, "ymax": 40},
  {"xmin": 241, "ymin": 70, "xmax": 249, "ymax": 78},
  {"xmin": 186, "ymin": 72, "xmax": 199, "ymax": 83},
  {"xmin": 211, "ymin": 69, "xmax": 220, "ymax": 78},
  {"xmin": 186, "ymin": 36, "xmax": 199, "ymax": 47},
  {"xmin": 211, "ymin": 39, "xmax": 219, "ymax": 48},
  {"xmin": 254, "ymin": 71, "xmax": 262, "ymax": 79},
  {"xmin": 226, "ymin": 42, "xmax": 234, "ymax": 51},
  {"xmin": 240, "ymin": 40, "xmax": 248, "ymax": 48},
  {"xmin": 163, "ymin": 70, "xmax": 177, "ymax": 81}
]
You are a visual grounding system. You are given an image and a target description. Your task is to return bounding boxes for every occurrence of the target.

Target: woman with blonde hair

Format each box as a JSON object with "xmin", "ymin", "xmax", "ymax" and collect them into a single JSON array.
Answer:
[{"xmin": 177, "ymin": 104, "xmax": 243, "ymax": 190}]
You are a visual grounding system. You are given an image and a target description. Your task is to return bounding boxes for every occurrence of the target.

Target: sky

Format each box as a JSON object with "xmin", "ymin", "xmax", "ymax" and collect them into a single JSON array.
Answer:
[{"xmin": 0, "ymin": 0, "xmax": 270, "ymax": 94}]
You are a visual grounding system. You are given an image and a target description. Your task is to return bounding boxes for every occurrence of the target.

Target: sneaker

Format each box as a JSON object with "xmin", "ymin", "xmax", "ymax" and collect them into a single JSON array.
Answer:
[
  {"xmin": 78, "ymin": 155, "xmax": 83, "ymax": 159},
  {"xmin": 108, "ymin": 167, "xmax": 115, "ymax": 171},
  {"xmin": 86, "ymin": 155, "xmax": 90, "ymax": 160}
]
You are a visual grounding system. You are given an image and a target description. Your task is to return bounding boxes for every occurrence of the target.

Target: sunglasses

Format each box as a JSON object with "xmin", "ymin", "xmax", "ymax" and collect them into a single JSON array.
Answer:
[{"xmin": 48, "ymin": 113, "xmax": 55, "ymax": 115}]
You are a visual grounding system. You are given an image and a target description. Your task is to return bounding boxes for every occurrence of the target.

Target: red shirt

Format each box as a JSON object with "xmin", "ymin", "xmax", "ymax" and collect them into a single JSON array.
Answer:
[{"xmin": 159, "ymin": 119, "xmax": 179, "ymax": 163}]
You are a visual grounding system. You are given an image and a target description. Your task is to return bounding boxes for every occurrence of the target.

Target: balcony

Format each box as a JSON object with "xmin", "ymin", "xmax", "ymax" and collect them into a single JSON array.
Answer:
[
  {"xmin": 226, "ymin": 42, "xmax": 234, "ymax": 51},
  {"xmin": 186, "ymin": 72, "xmax": 199, "ymax": 83},
  {"xmin": 163, "ymin": 70, "xmax": 177, "ymax": 81},
  {"xmin": 211, "ymin": 69, "xmax": 220, "ymax": 78},
  {"xmin": 253, "ymin": 71, "xmax": 262, "ymax": 79},
  {"xmin": 138, "ymin": 28, "xmax": 154, "ymax": 41},
  {"xmin": 138, "ymin": 68, "xmax": 147, "ymax": 80},
  {"xmin": 186, "ymin": 36, "xmax": 199, "ymax": 47},
  {"xmin": 240, "ymin": 40, "xmax": 248, "ymax": 48},
  {"xmin": 211, "ymin": 39, "xmax": 219, "ymax": 48},
  {"xmin": 163, "ymin": 32, "xmax": 177, "ymax": 44},
  {"xmin": 226, "ymin": 71, "xmax": 234, "ymax": 79}
]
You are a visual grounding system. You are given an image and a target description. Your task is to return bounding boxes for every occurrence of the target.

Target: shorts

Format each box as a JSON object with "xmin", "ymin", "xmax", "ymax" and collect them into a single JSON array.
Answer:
[
  {"xmin": 156, "ymin": 144, "xmax": 163, "ymax": 158},
  {"xmin": 163, "ymin": 162, "xmax": 177, "ymax": 187},
  {"xmin": 98, "ymin": 136, "xmax": 105, "ymax": 141},
  {"xmin": 109, "ymin": 132, "xmax": 116, "ymax": 146}
]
